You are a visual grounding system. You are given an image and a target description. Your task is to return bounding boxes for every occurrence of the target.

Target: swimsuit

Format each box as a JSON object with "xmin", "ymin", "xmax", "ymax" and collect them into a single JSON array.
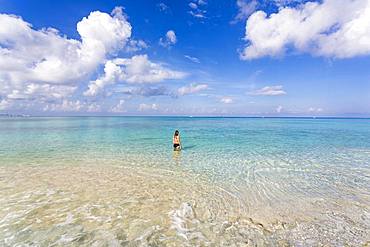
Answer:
[{"xmin": 173, "ymin": 136, "xmax": 180, "ymax": 149}]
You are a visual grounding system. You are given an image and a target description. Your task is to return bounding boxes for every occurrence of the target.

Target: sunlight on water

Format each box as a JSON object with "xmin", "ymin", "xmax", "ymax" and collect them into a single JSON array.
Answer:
[{"xmin": 0, "ymin": 117, "xmax": 369, "ymax": 245}]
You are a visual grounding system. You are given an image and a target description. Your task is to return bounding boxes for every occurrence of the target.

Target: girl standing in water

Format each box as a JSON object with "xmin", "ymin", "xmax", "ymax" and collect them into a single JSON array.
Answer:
[{"xmin": 173, "ymin": 130, "xmax": 181, "ymax": 151}]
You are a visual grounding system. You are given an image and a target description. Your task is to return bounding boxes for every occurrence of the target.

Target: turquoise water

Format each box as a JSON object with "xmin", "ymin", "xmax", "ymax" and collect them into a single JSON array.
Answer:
[{"xmin": 0, "ymin": 117, "xmax": 369, "ymax": 245}]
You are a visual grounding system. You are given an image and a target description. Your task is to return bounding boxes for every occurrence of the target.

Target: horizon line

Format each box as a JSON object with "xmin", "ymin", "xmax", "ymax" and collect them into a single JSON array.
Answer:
[{"xmin": 1, "ymin": 114, "xmax": 370, "ymax": 119}]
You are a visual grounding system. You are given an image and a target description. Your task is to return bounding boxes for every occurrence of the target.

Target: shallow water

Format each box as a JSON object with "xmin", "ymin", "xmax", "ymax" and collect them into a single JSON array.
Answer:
[{"xmin": 0, "ymin": 117, "xmax": 369, "ymax": 246}]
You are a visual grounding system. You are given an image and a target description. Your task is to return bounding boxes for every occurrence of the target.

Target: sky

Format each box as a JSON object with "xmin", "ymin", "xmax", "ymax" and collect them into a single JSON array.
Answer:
[{"xmin": 0, "ymin": 0, "xmax": 369, "ymax": 116}]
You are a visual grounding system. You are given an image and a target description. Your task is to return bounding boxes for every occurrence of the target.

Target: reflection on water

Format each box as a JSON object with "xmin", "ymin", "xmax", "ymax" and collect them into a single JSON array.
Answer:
[{"xmin": 172, "ymin": 150, "xmax": 182, "ymax": 165}]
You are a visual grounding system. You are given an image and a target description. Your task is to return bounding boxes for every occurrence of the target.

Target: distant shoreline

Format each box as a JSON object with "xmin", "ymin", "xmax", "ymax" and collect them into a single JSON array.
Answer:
[{"xmin": 1, "ymin": 115, "xmax": 370, "ymax": 119}]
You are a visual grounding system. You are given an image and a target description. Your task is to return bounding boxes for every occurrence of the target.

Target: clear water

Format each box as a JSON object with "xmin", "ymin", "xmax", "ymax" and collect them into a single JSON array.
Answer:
[{"xmin": 0, "ymin": 117, "xmax": 369, "ymax": 246}]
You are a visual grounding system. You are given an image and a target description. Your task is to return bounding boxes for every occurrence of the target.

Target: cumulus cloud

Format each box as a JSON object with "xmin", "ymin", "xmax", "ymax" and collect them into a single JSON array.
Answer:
[
  {"xmin": 111, "ymin": 100, "xmax": 126, "ymax": 113},
  {"xmin": 0, "ymin": 8, "xmax": 186, "ymax": 113},
  {"xmin": 0, "ymin": 8, "xmax": 132, "ymax": 111},
  {"xmin": 177, "ymin": 83, "xmax": 208, "ymax": 96},
  {"xmin": 84, "ymin": 55, "xmax": 186, "ymax": 96},
  {"xmin": 77, "ymin": 7, "xmax": 131, "ymax": 56},
  {"xmin": 249, "ymin": 85, "xmax": 287, "ymax": 96},
  {"xmin": 159, "ymin": 30, "xmax": 177, "ymax": 47},
  {"xmin": 241, "ymin": 0, "xmax": 370, "ymax": 59},
  {"xmin": 139, "ymin": 103, "xmax": 158, "ymax": 111},
  {"xmin": 220, "ymin": 97, "xmax": 233, "ymax": 104}
]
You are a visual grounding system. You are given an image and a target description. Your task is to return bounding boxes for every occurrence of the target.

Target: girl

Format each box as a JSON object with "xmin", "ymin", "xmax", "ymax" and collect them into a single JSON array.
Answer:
[{"xmin": 173, "ymin": 130, "xmax": 181, "ymax": 151}]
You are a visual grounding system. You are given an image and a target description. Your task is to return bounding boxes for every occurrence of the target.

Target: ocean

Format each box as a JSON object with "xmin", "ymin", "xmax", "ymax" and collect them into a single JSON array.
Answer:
[{"xmin": 0, "ymin": 117, "xmax": 369, "ymax": 245}]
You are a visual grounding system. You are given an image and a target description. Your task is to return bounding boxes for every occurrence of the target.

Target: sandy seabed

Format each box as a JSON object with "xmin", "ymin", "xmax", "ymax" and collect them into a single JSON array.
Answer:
[{"xmin": 0, "ymin": 164, "xmax": 369, "ymax": 246}]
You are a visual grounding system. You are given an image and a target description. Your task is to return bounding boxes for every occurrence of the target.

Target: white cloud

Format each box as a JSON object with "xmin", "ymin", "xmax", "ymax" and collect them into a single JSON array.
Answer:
[
  {"xmin": 0, "ymin": 7, "xmax": 194, "ymax": 113},
  {"xmin": 188, "ymin": 1, "xmax": 207, "ymax": 18},
  {"xmin": 84, "ymin": 55, "xmax": 186, "ymax": 96},
  {"xmin": 166, "ymin": 30, "xmax": 177, "ymax": 44},
  {"xmin": 111, "ymin": 100, "xmax": 125, "ymax": 113},
  {"xmin": 87, "ymin": 103, "xmax": 102, "ymax": 112},
  {"xmin": 177, "ymin": 83, "xmax": 208, "ymax": 96},
  {"xmin": 189, "ymin": 2, "xmax": 198, "ymax": 9},
  {"xmin": 7, "ymin": 84, "xmax": 77, "ymax": 100},
  {"xmin": 308, "ymin": 107, "xmax": 323, "ymax": 113},
  {"xmin": 115, "ymin": 86, "xmax": 170, "ymax": 97},
  {"xmin": 139, "ymin": 103, "xmax": 158, "ymax": 111},
  {"xmin": 158, "ymin": 3, "xmax": 170, "ymax": 12},
  {"xmin": 233, "ymin": 0, "xmax": 258, "ymax": 23},
  {"xmin": 125, "ymin": 39, "xmax": 148, "ymax": 52},
  {"xmin": 0, "ymin": 99, "xmax": 10, "ymax": 110},
  {"xmin": 241, "ymin": 0, "xmax": 370, "ymax": 59},
  {"xmin": 273, "ymin": 0, "xmax": 304, "ymax": 7},
  {"xmin": 0, "ymin": 8, "xmax": 132, "ymax": 109},
  {"xmin": 42, "ymin": 100, "xmax": 102, "ymax": 112},
  {"xmin": 77, "ymin": 7, "xmax": 131, "ymax": 57},
  {"xmin": 220, "ymin": 97, "xmax": 233, "ymax": 104},
  {"xmin": 184, "ymin": 55, "xmax": 200, "ymax": 63},
  {"xmin": 83, "ymin": 60, "xmax": 122, "ymax": 97},
  {"xmin": 43, "ymin": 100, "xmax": 84, "ymax": 112},
  {"xmin": 249, "ymin": 85, "xmax": 287, "ymax": 96},
  {"xmin": 159, "ymin": 30, "xmax": 177, "ymax": 47},
  {"xmin": 276, "ymin": 105, "xmax": 283, "ymax": 113},
  {"xmin": 189, "ymin": 10, "xmax": 206, "ymax": 19}
]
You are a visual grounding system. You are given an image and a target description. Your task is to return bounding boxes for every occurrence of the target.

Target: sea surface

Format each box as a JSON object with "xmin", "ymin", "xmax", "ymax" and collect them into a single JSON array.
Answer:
[{"xmin": 0, "ymin": 117, "xmax": 369, "ymax": 246}]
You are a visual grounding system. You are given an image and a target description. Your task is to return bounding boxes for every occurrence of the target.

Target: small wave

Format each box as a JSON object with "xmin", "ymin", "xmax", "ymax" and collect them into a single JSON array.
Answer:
[
  {"xmin": 169, "ymin": 202, "xmax": 195, "ymax": 240},
  {"xmin": 169, "ymin": 202, "xmax": 206, "ymax": 242}
]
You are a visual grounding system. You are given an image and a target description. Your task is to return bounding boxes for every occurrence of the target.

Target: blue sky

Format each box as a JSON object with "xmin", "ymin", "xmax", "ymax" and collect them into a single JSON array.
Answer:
[{"xmin": 0, "ymin": 0, "xmax": 369, "ymax": 116}]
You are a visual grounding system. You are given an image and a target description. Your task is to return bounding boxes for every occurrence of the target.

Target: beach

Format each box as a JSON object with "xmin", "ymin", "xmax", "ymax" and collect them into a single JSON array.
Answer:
[{"xmin": 0, "ymin": 117, "xmax": 369, "ymax": 245}]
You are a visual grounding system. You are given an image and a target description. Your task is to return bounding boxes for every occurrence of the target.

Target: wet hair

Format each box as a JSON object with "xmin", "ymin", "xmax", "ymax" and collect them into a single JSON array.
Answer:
[{"xmin": 174, "ymin": 130, "xmax": 179, "ymax": 136}]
